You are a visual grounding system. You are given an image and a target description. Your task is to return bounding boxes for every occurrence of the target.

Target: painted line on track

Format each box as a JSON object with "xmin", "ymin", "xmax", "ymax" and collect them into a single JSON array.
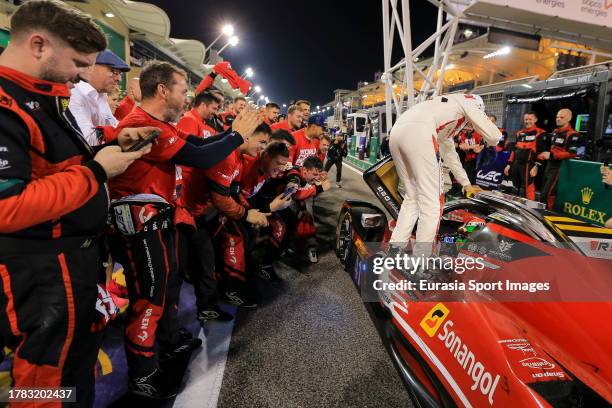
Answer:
[{"xmin": 173, "ymin": 306, "xmax": 237, "ymax": 408}]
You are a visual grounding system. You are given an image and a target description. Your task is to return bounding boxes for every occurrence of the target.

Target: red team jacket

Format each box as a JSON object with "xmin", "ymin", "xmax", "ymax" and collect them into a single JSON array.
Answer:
[
  {"xmin": 110, "ymin": 107, "xmax": 187, "ymax": 203},
  {"xmin": 114, "ymin": 96, "xmax": 136, "ymax": 121}
]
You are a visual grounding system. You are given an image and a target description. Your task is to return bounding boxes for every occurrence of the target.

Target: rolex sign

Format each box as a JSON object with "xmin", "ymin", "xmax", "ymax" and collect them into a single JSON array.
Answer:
[{"xmin": 555, "ymin": 160, "xmax": 612, "ymax": 227}]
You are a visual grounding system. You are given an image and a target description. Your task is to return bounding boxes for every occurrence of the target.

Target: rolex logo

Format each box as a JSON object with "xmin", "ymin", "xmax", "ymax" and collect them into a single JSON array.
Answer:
[{"xmin": 581, "ymin": 187, "xmax": 594, "ymax": 205}]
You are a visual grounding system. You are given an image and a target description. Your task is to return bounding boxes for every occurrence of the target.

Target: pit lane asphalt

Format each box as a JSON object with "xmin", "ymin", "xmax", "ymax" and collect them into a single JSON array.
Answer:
[{"xmin": 216, "ymin": 163, "xmax": 413, "ymax": 408}]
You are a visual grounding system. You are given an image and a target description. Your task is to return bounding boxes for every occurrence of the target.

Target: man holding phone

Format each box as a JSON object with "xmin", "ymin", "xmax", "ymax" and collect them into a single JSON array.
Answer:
[{"xmin": 108, "ymin": 60, "xmax": 261, "ymax": 399}]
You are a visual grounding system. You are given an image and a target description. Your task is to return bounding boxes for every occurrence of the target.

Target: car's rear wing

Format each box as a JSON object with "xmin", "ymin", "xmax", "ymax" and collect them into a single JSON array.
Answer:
[{"xmin": 362, "ymin": 156, "xmax": 402, "ymax": 219}]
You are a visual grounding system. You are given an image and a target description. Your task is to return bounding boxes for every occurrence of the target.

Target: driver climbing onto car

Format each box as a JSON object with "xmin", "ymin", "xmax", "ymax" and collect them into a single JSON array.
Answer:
[{"xmin": 388, "ymin": 94, "xmax": 502, "ymax": 256}]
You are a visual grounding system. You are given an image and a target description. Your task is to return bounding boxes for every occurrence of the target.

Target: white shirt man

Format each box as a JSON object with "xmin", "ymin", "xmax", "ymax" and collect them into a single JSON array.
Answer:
[{"xmin": 69, "ymin": 49, "xmax": 129, "ymax": 145}]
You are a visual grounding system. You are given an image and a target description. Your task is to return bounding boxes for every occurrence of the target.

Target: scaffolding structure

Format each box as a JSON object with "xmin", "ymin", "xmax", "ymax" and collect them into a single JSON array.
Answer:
[{"xmin": 381, "ymin": 0, "xmax": 463, "ymax": 133}]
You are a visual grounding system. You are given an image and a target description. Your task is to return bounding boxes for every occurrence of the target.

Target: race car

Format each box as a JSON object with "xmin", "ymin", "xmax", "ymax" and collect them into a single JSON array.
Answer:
[{"xmin": 335, "ymin": 156, "xmax": 612, "ymax": 408}]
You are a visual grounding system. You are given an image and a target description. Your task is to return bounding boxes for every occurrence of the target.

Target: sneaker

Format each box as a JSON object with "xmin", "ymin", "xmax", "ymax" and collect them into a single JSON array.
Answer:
[
  {"xmin": 336, "ymin": 182, "xmax": 342, "ymax": 188},
  {"xmin": 158, "ymin": 330, "xmax": 202, "ymax": 363},
  {"xmin": 258, "ymin": 265, "xmax": 283, "ymax": 284},
  {"xmin": 222, "ymin": 291, "xmax": 257, "ymax": 308},
  {"xmin": 129, "ymin": 369, "xmax": 177, "ymax": 399},
  {"xmin": 197, "ymin": 305, "xmax": 234, "ymax": 322},
  {"xmin": 307, "ymin": 247, "xmax": 319, "ymax": 264}
]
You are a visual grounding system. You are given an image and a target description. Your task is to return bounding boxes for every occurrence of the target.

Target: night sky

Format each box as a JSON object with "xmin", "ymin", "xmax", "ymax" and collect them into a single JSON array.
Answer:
[{"xmin": 139, "ymin": 0, "xmax": 438, "ymax": 107}]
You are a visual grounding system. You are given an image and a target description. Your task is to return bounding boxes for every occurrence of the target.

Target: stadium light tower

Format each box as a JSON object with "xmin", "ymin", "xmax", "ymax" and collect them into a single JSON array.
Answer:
[
  {"xmin": 242, "ymin": 67, "xmax": 254, "ymax": 78},
  {"xmin": 218, "ymin": 36, "xmax": 239, "ymax": 55},
  {"xmin": 206, "ymin": 24, "xmax": 234, "ymax": 52}
]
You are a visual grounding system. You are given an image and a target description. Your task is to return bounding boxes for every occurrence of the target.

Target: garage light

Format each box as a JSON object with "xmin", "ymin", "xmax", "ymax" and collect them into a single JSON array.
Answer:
[{"xmin": 483, "ymin": 46, "xmax": 511, "ymax": 59}]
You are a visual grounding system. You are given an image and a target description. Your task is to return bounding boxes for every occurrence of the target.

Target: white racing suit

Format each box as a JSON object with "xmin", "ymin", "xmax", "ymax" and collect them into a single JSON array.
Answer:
[{"xmin": 388, "ymin": 94, "xmax": 502, "ymax": 255}]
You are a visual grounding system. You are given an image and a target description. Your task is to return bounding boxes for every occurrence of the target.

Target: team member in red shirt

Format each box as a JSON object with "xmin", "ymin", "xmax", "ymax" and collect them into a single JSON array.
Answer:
[
  {"xmin": 291, "ymin": 116, "xmax": 326, "ymax": 167},
  {"xmin": 177, "ymin": 91, "xmax": 219, "ymax": 138},
  {"xmin": 221, "ymin": 96, "xmax": 247, "ymax": 128},
  {"xmin": 108, "ymin": 61, "xmax": 259, "ymax": 398},
  {"xmin": 285, "ymin": 156, "xmax": 331, "ymax": 263},
  {"xmin": 503, "ymin": 112, "xmax": 545, "ymax": 200},
  {"xmin": 295, "ymin": 99, "xmax": 311, "ymax": 128},
  {"xmin": 205, "ymin": 124, "xmax": 272, "ymax": 307},
  {"xmin": 458, "ymin": 127, "xmax": 484, "ymax": 184},
  {"xmin": 263, "ymin": 102, "xmax": 280, "ymax": 125},
  {"xmin": 271, "ymin": 104, "xmax": 303, "ymax": 132},
  {"xmin": 115, "ymin": 77, "xmax": 141, "ymax": 120},
  {"xmin": 539, "ymin": 108, "xmax": 582, "ymax": 209},
  {"xmin": 240, "ymin": 142, "xmax": 293, "ymax": 282}
]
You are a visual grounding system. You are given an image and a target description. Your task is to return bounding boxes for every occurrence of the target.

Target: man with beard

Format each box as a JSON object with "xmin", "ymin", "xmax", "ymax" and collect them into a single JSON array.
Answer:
[
  {"xmin": 109, "ymin": 61, "xmax": 261, "ymax": 398},
  {"xmin": 0, "ymin": 0, "xmax": 155, "ymax": 404},
  {"xmin": 264, "ymin": 102, "xmax": 280, "ymax": 125}
]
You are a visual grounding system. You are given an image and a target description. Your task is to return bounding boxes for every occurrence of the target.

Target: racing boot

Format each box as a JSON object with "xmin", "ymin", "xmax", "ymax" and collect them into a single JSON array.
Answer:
[
  {"xmin": 258, "ymin": 264, "xmax": 283, "ymax": 284},
  {"xmin": 222, "ymin": 289, "xmax": 258, "ymax": 308},
  {"xmin": 197, "ymin": 305, "xmax": 234, "ymax": 322},
  {"xmin": 158, "ymin": 328, "xmax": 202, "ymax": 363},
  {"xmin": 129, "ymin": 369, "xmax": 178, "ymax": 400}
]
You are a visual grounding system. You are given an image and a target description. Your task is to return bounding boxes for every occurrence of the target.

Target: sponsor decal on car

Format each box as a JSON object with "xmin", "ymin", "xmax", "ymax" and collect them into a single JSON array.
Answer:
[
  {"xmin": 419, "ymin": 303, "xmax": 450, "ymax": 337},
  {"xmin": 437, "ymin": 319, "xmax": 501, "ymax": 405},
  {"xmin": 520, "ymin": 356, "xmax": 555, "ymax": 370}
]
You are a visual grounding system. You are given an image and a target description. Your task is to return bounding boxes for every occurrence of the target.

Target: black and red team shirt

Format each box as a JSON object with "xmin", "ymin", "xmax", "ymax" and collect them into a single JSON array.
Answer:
[
  {"xmin": 550, "ymin": 124, "xmax": 581, "ymax": 161},
  {"xmin": 220, "ymin": 112, "xmax": 236, "ymax": 129},
  {"xmin": 508, "ymin": 126, "xmax": 545, "ymax": 165},
  {"xmin": 291, "ymin": 128, "xmax": 320, "ymax": 167},
  {"xmin": 0, "ymin": 66, "xmax": 109, "ymax": 239},
  {"xmin": 458, "ymin": 130, "xmax": 482, "ymax": 162},
  {"xmin": 111, "ymin": 107, "xmax": 187, "ymax": 203},
  {"xmin": 206, "ymin": 149, "xmax": 249, "ymax": 219}
]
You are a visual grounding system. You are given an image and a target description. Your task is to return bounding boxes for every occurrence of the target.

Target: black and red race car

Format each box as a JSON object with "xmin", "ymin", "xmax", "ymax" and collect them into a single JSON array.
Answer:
[{"xmin": 335, "ymin": 156, "xmax": 612, "ymax": 408}]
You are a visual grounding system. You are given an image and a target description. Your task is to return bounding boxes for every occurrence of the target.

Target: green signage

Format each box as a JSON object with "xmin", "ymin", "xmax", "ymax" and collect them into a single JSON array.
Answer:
[
  {"xmin": 0, "ymin": 29, "xmax": 10, "ymax": 48},
  {"xmin": 554, "ymin": 160, "xmax": 612, "ymax": 226}
]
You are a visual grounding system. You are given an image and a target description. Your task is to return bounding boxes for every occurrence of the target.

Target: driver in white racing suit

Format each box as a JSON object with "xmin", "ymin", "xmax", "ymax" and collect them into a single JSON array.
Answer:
[{"xmin": 389, "ymin": 94, "xmax": 502, "ymax": 255}]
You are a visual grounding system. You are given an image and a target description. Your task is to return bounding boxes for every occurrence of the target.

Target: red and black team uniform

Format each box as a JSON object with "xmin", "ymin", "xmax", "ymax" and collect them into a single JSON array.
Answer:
[
  {"xmin": 458, "ymin": 129, "xmax": 482, "ymax": 184},
  {"xmin": 108, "ymin": 107, "xmax": 243, "ymax": 382},
  {"xmin": 506, "ymin": 126, "xmax": 545, "ymax": 200},
  {"xmin": 114, "ymin": 95, "xmax": 136, "ymax": 121},
  {"xmin": 541, "ymin": 124, "xmax": 582, "ymax": 209},
  {"xmin": 175, "ymin": 116, "xmax": 221, "ymax": 314},
  {"xmin": 291, "ymin": 128, "xmax": 320, "ymax": 167},
  {"xmin": 240, "ymin": 155, "xmax": 287, "ymax": 269},
  {"xmin": 205, "ymin": 150, "xmax": 255, "ymax": 294},
  {"xmin": 0, "ymin": 66, "xmax": 111, "ymax": 406}
]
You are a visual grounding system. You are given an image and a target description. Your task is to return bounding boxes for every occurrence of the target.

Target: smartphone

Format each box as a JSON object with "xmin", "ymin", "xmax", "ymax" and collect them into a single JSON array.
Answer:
[
  {"xmin": 281, "ymin": 186, "xmax": 297, "ymax": 198},
  {"xmin": 126, "ymin": 130, "xmax": 161, "ymax": 152}
]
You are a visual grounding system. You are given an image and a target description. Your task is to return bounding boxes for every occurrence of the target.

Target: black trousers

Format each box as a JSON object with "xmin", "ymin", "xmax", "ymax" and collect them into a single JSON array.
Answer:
[
  {"xmin": 324, "ymin": 158, "xmax": 343, "ymax": 183},
  {"xmin": 110, "ymin": 226, "xmax": 176, "ymax": 378},
  {"xmin": 177, "ymin": 221, "xmax": 218, "ymax": 311},
  {"xmin": 0, "ymin": 238, "xmax": 103, "ymax": 407}
]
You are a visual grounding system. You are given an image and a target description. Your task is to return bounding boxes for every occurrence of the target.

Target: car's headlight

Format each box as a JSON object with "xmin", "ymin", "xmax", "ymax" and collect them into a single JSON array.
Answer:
[{"xmin": 361, "ymin": 213, "xmax": 384, "ymax": 228}]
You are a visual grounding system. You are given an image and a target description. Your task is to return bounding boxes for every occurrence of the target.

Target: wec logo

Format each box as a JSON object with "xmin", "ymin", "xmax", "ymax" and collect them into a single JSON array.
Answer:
[{"xmin": 476, "ymin": 170, "xmax": 501, "ymax": 182}]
